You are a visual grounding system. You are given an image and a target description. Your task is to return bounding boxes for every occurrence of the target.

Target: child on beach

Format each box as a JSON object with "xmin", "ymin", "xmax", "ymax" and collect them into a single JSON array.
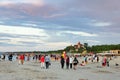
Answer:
[
  {"xmin": 80, "ymin": 61, "xmax": 85, "ymax": 66},
  {"xmin": 106, "ymin": 57, "xmax": 110, "ymax": 67},
  {"xmin": 40, "ymin": 55, "xmax": 45, "ymax": 68}
]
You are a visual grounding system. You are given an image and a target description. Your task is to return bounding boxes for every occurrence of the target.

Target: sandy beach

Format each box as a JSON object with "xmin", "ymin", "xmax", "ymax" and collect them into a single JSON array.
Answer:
[{"xmin": 0, "ymin": 56, "xmax": 120, "ymax": 80}]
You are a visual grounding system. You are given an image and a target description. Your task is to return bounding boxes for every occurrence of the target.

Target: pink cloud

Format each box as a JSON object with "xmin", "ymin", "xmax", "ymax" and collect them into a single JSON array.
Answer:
[
  {"xmin": 0, "ymin": 0, "xmax": 44, "ymax": 6},
  {"xmin": 22, "ymin": 0, "xmax": 44, "ymax": 6},
  {"xmin": 0, "ymin": 1, "xmax": 12, "ymax": 6},
  {"xmin": 0, "ymin": 3, "xmax": 59, "ymax": 19}
]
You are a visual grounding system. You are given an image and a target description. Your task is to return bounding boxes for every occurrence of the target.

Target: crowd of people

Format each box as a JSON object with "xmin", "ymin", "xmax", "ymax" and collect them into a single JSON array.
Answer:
[{"xmin": 0, "ymin": 51, "xmax": 118, "ymax": 70}]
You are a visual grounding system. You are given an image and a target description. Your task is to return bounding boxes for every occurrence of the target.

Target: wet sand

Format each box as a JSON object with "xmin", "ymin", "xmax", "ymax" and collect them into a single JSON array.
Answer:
[{"xmin": 0, "ymin": 56, "xmax": 120, "ymax": 80}]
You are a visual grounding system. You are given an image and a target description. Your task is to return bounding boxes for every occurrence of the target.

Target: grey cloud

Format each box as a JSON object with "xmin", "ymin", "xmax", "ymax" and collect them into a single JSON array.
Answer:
[{"xmin": 18, "ymin": 41, "xmax": 43, "ymax": 46}]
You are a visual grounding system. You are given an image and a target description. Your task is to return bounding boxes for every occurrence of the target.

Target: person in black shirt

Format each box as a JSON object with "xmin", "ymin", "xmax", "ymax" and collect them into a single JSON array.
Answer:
[
  {"xmin": 73, "ymin": 56, "xmax": 79, "ymax": 70},
  {"xmin": 60, "ymin": 56, "xmax": 65, "ymax": 69}
]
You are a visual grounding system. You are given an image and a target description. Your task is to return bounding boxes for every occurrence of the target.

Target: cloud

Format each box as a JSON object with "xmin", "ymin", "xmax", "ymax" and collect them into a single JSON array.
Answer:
[
  {"xmin": 0, "ymin": 0, "xmax": 44, "ymax": 6},
  {"xmin": 0, "ymin": 2, "xmax": 59, "ymax": 19},
  {"xmin": 0, "ymin": 38, "xmax": 9, "ymax": 44},
  {"xmin": 61, "ymin": 0, "xmax": 120, "ymax": 29},
  {"xmin": 0, "ymin": 21, "xmax": 4, "ymax": 24},
  {"xmin": 0, "ymin": 36, "xmax": 72, "ymax": 51},
  {"xmin": 44, "ymin": 42, "xmax": 71, "ymax": 50},
  {"xmin": 83, "ymin": 40, "xmax": 100, "ymax": 46},
  {"xmin": 0, "ymin": 37, "xmax": 45, "ymax": 46},
  {"xmin": 44, "ymin": 13, "xmax": 67, "ymax": 18},
  {"xmin": 88, "ymin": 21, "xmax": 112, "ymax": 27},
  {"xmin": 0, "ymin": 41, "xmax": 71, "ymax": 52},
  {"xmin": 62, "ymin": 31, "xmax": 98, "ymax": 37},
  {"xmin": 0, "ymin": 25, "xmax": 48, "ymax": 37},
  {"xmin": 85, "ymin": 40, "xmax": 100, "ymax": 43},
  {"xmin": 0, "ymin": 1, "xmax": 12, "ymax": 6},
  {"xmin": 0, "ymin": 25, "xmax": 49, "ymax": 46},
  {"xmin": 0, "ymin": 0, "xmax": 66, "ymax": 19},
  {"xmin": 21, "ymin": 23, "xmax": 38, "ymax": 27}
]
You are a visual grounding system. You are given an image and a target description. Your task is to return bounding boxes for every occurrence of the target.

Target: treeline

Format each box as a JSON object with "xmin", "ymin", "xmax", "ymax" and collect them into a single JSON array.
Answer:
[
  {"xmin": 45, "ymin": 44, "xmax": 120, "ymax": 54},
  {"xmin": 5, "ymin": 44, "xmax": 120, "ymax": 54},
  {"xmin": 88, "ymin": 44, "xmax": 120, "ymax": 53}
]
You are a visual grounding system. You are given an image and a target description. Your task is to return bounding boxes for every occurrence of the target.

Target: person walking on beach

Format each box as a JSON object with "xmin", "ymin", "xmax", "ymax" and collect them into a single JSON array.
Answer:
[
  {"xmin": 69, "ymin": 56, "xmax": 73, "ymax": 69},
  {"xmin": 17, "ymin": 54, "xmax": 21, "ymax": 65},
  {"xmin": 26, "ymin": 54, "xmax": 30, "ymax": 61},
  {"xmin": 102, "ymin": 56, "xmax": 107, "ymax": 67},
  {"xmin": 60, "ymin": 56, "xmax": 65, "ymax": 69},
  {"xmin": 96, "ymin": 55, "xmax": 99, "ymax": 62},
  {"xmin": 20, "ymin": 54, "xmax": 25, "ymax": 65},
  {"xmin": 35, "ymin": 55, "xmax": 38, "ymax": 61},
  {"xmin": 66, "ymin": 55, "xmax": 69, "ymax": 69},
  {"xmin": 45, "ymin": 55, "xmax": 51, "ymax": 69},
  {"xmin": 8, "ymin": 54, "xmax": 13, "ymax": 61},
  {"xmin": 106, "ymin": 57, "xmax": 110, "ymax": 67},
  {"xmin": 40, "ymin": 55, "xmax": 45, "ymax": 68},
  {"xmin": 73, "ymin": 56, "xmax": 79, "ymax": 70}
]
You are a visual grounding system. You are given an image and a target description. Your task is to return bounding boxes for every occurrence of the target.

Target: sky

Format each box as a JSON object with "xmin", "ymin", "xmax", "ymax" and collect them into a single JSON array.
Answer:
[{"xmin": 0, "ymin": 0, "xmax": 120, "ymax": 52}]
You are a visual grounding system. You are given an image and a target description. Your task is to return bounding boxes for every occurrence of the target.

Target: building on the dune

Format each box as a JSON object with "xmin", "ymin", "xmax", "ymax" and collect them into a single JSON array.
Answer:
[
  {"xmin": 74, "ymin": 42, "xmax": 84, "ymax": 51},
  {"xmin": 110, "ymin": 50, "xmax": 120, "ymax": 54}
]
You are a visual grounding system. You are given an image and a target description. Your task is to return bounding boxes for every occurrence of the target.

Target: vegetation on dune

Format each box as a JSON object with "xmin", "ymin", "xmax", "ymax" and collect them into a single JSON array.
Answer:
[{"xmin": 5, "ymin": 44, "xmax": 120, "ymax": 54}]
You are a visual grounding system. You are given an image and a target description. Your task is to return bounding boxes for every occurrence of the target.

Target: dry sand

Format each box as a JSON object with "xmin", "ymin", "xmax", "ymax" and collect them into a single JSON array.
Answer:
[{"xmin": 0, "ymin": 56, "xmax": 120, "ymax": 80}]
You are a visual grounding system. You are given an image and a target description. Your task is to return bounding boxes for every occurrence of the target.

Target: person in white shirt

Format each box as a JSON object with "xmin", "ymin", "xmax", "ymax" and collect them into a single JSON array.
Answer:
[{"xmin": 69, "ymin": 56, "xmax": 73, "ymax": 69}]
